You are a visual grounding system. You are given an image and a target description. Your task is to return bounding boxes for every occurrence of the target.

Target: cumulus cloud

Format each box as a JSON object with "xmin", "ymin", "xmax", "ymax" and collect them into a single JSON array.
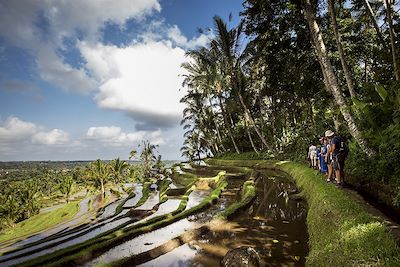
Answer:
[
  {"xmin": 0, "ymin": 116, "xmax": 70, "ymax": 149},
  {"xmin": 86, "ymin": 126, "xmax": 165, "ymax": 146},
  {"xmin": 79, "ymin": 40, "xmax": 188, "ymax": 129},
  {"xmin": 35, "ymin": 45, "xmax": 98, "ymax": 94},
  {"xmin": 0, "ymin": 1, "xmax": 212, "ymax": 122},
  {"xmin": 167, "ymin": 25, "xmax": 213, "ymax": 49},
  {"xmin": 0, "ymin": 117, "xmax": 169, "ymax": 160},
  {"xmin": 32, "ymin": 129, "xmax": 69, "ymax": 145},
  {"xmin": 0, "ymin": 1, "xmax": 213, "ymax": 159},
  {"xmin": 0, "ymin": 0, "xmax": 161, "ymax": 93},
  {"xmin": 0, "ymin": 117, "xmax": 37, "ymax": 141}
]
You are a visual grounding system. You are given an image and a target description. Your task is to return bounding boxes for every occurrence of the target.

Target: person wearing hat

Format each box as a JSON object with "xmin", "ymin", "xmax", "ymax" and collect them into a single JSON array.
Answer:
[{"xmin": 325, "ymin": 130, "xmax": 345, "ymax": 187}]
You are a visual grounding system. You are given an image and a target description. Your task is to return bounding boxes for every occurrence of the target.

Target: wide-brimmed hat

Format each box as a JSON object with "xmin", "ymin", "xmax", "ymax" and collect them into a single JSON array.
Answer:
[{"xmin": 325, "ymin": 130, "xmax": 335, "ymax": 137}]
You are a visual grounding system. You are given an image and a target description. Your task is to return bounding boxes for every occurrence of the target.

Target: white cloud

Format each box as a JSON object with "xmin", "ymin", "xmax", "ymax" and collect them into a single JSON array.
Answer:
[
  {"xmin": 0, "ymin": 117, "xmax": 170, "ymax": 160},
  {"xmin": 0, "ymin": 1, "xmax": 211, "ymax": 117},
  {"xmin": 0, "ymin": 0, "xmax": 161, "ymax": 93},
  {"xmin": 32, "ymin": 129, "xmax": 69, "ymax": 145},
  {"xmin": 79, "ymin": 40, "xmax": 188, "ymax": 129},
  {"xmin": 36, "ymin": 45, "xmax": 98, "ymax": 94},
  {"xmin": 0, "ymin": 0, "xmax": 161, "ymax": 46},
  {"xmin": 86, "ymin": 126, "xmax": 165, "ymax": 146},
  {"xmin": 167, "ymin": 25, "xmax": 213, "ymax": 49},
  {"xmin": 0, "ymin": 117, "xmax": 37, "ymax": 141},
  {"xmin": 0, "ymin": 117, "xmax": 70, "ymax": 148},
  {"xmin": 0, "ymin": 1, "xmax": 211, "ymax": 159}
]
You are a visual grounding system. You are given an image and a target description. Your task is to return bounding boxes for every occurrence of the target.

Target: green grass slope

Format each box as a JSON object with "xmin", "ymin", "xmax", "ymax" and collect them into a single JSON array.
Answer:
[{"xmin": 207, "ymin": 159, "xmax": 400, "ymax": 266}]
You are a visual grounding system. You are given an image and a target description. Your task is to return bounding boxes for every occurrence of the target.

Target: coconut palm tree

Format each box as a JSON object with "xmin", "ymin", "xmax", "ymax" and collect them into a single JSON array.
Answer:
[
  {"xmin": 86, "ymin": 159, "xmax": 109, "ymax": 197},
  {"xmin": 59, "ymin": 175, "xmax": 75, "ymax": 203},
  {"xmin": 18, "ymin": 180, "xmax": 41, "ymax": 219},
  {"xmin": 139, "ymin": 141, "xmax": 158, "ymax": 179},
  {"xmin": 182, "ymin": 48, "xmax": 227, "ymax": 153},
  {"xmin": 210, "ymin": 16, "xmax": 272, "ymax": 151},
  {"xmin": 183, "ymin": 46, "xmax": 243, "ymax": 154},
  {"xmin": 108, "ymin": 158, "xmax": 129, "ymax": 183}
]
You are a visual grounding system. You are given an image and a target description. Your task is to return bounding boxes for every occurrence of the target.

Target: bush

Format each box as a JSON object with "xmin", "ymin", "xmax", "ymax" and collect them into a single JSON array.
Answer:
[{"xmin": 346, "ymin": 123, "xmax": 400, "ymax": 205}]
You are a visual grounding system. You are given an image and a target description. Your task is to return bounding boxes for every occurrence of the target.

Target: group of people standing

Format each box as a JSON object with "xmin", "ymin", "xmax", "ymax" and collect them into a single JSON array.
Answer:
[{"xmin": 307, "ymin": 130, "xmax": 349, "ymax": 187}]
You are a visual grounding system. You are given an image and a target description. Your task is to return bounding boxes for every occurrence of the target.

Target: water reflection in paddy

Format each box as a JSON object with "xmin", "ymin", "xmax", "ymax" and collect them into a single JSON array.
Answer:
[
  {"xmin": 140, "ymin": 169, "xmax": 308, "ymax": 267},
  {"xmin": 86, "ymin": 189, "xmax": 213, "ymax": 266}
]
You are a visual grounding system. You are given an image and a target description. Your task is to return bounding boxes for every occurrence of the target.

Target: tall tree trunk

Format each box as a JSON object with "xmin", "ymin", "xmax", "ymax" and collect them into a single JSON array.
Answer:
[
  {"xmin": 238, "ymin": 92, "xmax": 272, "ymax": 151},
  {"xmin": 258, "ymin": 95, "xmax": 269, "ymax": 150},
  {"xmin": 384, "ymin": 0, "xmax": 399, "ymax": 81},
  {"xmin": 244, "ymin": 117, "xmax": 259, "ymax": 154},
  {"xmin": 218, "ymin": 95, "xmax": 240, "ymax": 153},
  {"xmin": 208, "ymin": 98, "xmax": 226, "ymax": 152},
  {"xmin": 328, "ymin": 0, "xmax": 357, "ymax": 98},
  {"xmin": 101, "ymin": 179, "xmax": 105, "ymax": 197},
  {"xmin": 303, "ymin": 0, "xmax": 377, "ymax": 157},
  {"xmin": 362, "ymin": 0, "xmax": 388, "ymax": 48},
  {"xmin": 333, "ymin": 113, "xmax": 341, "ymax": 132}
]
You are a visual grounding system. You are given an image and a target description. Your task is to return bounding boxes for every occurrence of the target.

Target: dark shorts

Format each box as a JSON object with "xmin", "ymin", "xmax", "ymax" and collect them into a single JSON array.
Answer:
[{"xmin": 333, "ymin": 154, "xmax": 345, "ymax": 171}]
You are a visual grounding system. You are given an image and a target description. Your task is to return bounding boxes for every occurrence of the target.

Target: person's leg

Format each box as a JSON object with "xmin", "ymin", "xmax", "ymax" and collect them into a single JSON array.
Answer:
[
  {"xmin": 335, "ymin": 169, "xmax": 341, "ymax": 184},
  {"xmin": 334, "ymin": 156, "xmax": 342, "ymax": 184},
  {"xmin": 318, "ymin": 156, "xmax": 321, "ymax": 171},
  {"xmin": 327, "ymin": 162, "xmax": 332, "ymax": 181}
]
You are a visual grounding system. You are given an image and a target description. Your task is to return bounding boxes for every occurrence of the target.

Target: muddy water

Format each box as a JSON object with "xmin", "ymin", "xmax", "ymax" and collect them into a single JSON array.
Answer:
[{"xmin": 142, "ymin": 169, "xmax": 308, "ymax": 267}]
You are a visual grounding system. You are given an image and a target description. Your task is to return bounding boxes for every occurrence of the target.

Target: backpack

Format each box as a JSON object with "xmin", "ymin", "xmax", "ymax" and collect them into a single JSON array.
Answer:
[{"xmin": 338, "ymin": 137, "xmax": 349, "ymax": 159}]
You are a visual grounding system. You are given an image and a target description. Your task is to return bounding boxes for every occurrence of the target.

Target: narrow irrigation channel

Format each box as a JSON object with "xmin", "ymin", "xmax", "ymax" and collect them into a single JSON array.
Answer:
[{"xmin": 0, "ymin": 165, "xmax": 309, "ymax": 267}]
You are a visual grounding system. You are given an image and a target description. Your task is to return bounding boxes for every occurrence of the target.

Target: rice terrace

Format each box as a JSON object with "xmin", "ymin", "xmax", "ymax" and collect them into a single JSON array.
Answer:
[{"xmin": 1, "ymin": 0, "xmax": 400, "ymax": 266}]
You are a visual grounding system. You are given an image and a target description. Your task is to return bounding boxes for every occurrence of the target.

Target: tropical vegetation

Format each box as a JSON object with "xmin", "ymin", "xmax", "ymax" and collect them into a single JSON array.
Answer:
[
  {"xmin": 0, "ymin": 140, "xmax": 163, "ymax": 233},
  {"xmin": 180, "ymin": 0, "xmax": 400, "ymax": 208}
]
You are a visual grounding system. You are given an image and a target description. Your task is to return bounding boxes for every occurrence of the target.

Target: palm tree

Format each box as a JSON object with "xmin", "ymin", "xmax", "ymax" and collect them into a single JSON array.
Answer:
[
  {"xmin": 18, "ymin": 180, "xmax": 41, "ymax": 219},
  {"xmin": 180, "ymin": 87, "xmax": 217, "ymax": 158},
  {"xmin": 86, "ymin": 159, "xmax": 109, "ymax": 197},
  {"xmin": 128, "ymin": 165, "xmax": 144, "ymax": 183},
  {"xmin": 328, "ymin": 0, "xmax": 356, "ymax": 98},
  {"xmin": 108, "ymin": 158, "xmax": 128, "ymax": 183},
  {"xmin": 139, "ymin": 141, "xmax": 158, "ymax": 179},
  {"xmin": 383, "ymin": 0, "xmax": 399, "ymax": 81},
  {"xmin": 0, "ymin": 193, "xmax": 20, "ymax": 227},
  {"xmin": 129, "ymin": 149, "xmax": 137, "ymax": 160},
  {"xmin": 210, "ymin": 16, "xmax": 272, "ymax": 151},
  {"xmin": 303, "ymin": 0, "xmax": 376, "ymax": 157},
  {"xmin": 182, "ymin": 48, "xmax": 240, "ymax": 153},
  {"xmin": 59, "ymin": 175, "xmax": 75, "ymax": 203}
]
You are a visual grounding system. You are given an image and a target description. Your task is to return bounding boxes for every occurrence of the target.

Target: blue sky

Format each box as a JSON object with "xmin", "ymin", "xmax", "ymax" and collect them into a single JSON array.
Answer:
[{"xmin": 0, "ymin": 0, "xmax": 244, "ymax": 161}]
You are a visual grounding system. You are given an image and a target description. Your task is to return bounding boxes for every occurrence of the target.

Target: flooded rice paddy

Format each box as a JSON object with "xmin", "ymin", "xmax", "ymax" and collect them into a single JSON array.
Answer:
[{"xmin": 0, "ymin": 165, "xmax": 308, "ymax": 267}]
